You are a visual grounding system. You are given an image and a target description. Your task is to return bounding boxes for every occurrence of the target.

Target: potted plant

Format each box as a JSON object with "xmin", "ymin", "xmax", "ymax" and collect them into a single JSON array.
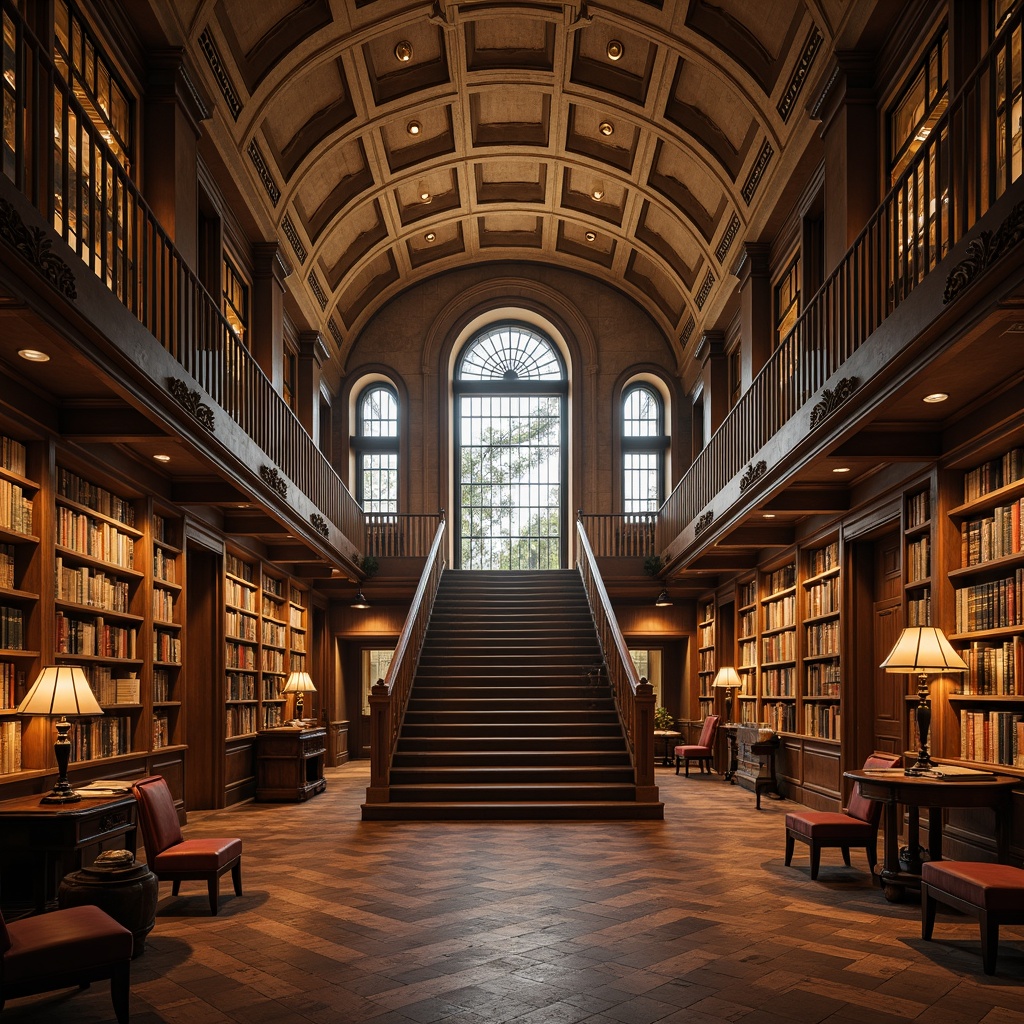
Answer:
[
  {"xmin": 654, "ymin": 706, "xmax": 674, "ymax": 731},
  {"xmin": 360, "ymin": 554, "xmax": 379, "ymax": 578}
]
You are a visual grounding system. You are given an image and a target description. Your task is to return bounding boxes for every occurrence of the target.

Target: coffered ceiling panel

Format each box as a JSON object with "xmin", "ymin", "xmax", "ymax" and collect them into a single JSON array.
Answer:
[{"xmin": 169, "ymin": 0, "xmax": 883, "ymax": 373}]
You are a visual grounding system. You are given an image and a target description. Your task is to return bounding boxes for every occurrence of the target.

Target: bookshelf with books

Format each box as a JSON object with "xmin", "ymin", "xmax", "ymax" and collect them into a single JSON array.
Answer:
[
  {"xmin": 224, "ymin": 551, "xmax": 259, "ymax": 740},
  {"xmin": 697, "ymin": 597, "xmax": 715, "ymax": 720},
  {"xmin": 905, "ymin": 485, "xmax": 933, "ymax": 628},
  {"xmin": 761, "ymin": 557, "xmax": 797, "ymax": 735},
  {"xmin": 736, "ymin": 576, "xmax": 758, "ymax": 725},
  {"xmin": 260, "ymin": 569, "xmax": 288, "ymax": 730},
  {"xmin": 0, "ymin": 433, "xmax": 40, "ymax": 779},
  {"xmin": 801, "ymin": 538, "xmax": 841, "ymax": 741},
  {"xmin": 946, "ymin": 444, "xmax": 1024, "ymax": 771},
  {"xmin": 151, "ymin": 508, "xmax": 184, "ymax": 752},
  {"xmin": 288, "ymin": 584, "xmax": 309, "ymax": 718},
  {"xmin": 53, "ymin": 464, "xmax": 144, "ymax": 763}
]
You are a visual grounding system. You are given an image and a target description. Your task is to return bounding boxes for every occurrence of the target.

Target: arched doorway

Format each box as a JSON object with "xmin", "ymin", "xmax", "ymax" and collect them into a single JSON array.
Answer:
[{"xmin": 454, "ymin": 322, "xmax": 568, "ymax": 569}]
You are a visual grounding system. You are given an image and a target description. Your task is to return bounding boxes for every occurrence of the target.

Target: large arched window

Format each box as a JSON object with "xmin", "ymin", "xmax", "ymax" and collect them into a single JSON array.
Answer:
[
  {"xmin": 622, "ymin": 383, "xmax": 668, "ymax": 514},
  {"xmin": 352, "ymin": 383, "xmax": 398, "ymax": 512},
  {"xmin": 454, "ymin": 322, "xmax": 567, "ymax": 569}
]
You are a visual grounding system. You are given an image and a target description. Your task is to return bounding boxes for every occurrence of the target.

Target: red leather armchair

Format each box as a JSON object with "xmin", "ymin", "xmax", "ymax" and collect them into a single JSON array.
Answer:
[
  {"xmin": 674, "ymin": 715, "xmax": 720, "ymax": 776},
  {"xmin": 785, "ymin": 752, "xmax": 902, "ymax": 880},
  {"xmin": 1, "ymin": 903, "xmax": 133, "ymax": 1022},
  {"xmin": 132, "ymin": 775, "xmax": 243, "ymax": 915}
]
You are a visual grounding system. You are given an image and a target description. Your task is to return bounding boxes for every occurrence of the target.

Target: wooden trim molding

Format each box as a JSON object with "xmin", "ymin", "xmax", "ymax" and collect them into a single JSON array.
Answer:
[
  {"xmin": 0, "ymin": 197, "xmax": 77, "ymax": 299},
  {"xmin": 809, "ymin": 376, "xmax": 858, "ymax": 430},
  {"xmin": 944, "ymin": 198, "xmax": 1024, "ymax": 305},
  {"xmin": 167, "ymin": 378, "xmax": 215, "ymax": 431}
]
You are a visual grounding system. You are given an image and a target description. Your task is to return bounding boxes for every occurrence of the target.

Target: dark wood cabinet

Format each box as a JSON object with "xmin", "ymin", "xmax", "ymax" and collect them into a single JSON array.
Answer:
[{"xmin": 255, "ymin": 727, "xmax": 326, "ymax": 802}]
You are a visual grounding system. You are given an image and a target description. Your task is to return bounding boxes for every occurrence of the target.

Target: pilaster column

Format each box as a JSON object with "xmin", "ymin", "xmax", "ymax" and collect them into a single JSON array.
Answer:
[
  {"xmin": 733, "ymin": 243, "xmax": 772, "ymax": 390},
  {"xmin": 251, "ymin": 244, "xmax": 290, "ymax": 389},
  {"xmin": 695, "ymin": 330, "xmax": 728, "ymax": 442},
  {"xmin": 297, "ymin": 331, "xmax": 329, "ymax": 441}
]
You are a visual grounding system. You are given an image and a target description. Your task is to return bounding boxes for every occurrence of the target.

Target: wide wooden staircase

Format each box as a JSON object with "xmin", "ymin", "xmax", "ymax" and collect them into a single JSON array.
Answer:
[{"xmin": 361, "ymin": 570, "xmax": 664, "ymax": 820}]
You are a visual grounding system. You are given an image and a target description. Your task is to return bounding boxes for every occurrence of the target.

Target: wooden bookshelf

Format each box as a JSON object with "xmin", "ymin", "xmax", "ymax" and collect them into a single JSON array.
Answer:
[
  {"xmin": 946, "ymin": 445, "xmax": 1024, "ymax": 770},
  {"xmin": 288, "ymin": 584, "xmax": 309, "ymax": 718},
  {"xmin": 697, "ymin": 597, "xmax": 715, "ymax": 720},
  {"xmin": 151, "ymin": 507, "xmax": 184, "ymax": 752},
  {"xmin": 260, "ymin": 570, "xmax": 288, "ymax": 730},
  {"xmin": 224, "ymin": 551, "xmax": 258, "ymax": 740},
  {"xmin": 761, "ymin": 558, "xmax": 796, "ymax": 735},
  {"xmin": 801, "ymin": 538, "xmax": 840, "ymax": 741},
  {"xmin": 736, "ymin": 575, "xmax": 758, "ymax": 725}
]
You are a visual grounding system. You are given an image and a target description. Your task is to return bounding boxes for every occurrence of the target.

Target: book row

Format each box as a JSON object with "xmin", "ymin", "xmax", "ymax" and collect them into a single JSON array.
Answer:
[
  {"xmin": 961, "ymin": 501, "xmax": 1024, "ymax": 566},
  {"xmin": 0, "ymin": 438, "xmax": 27, "ymax": 477},
  {"xmin": 963, "ymin": 447, "xmax": 1024, "ymax": 503},
  {"xmin": 54, "ymin": 613, "xmax": 138, "ymax": 658},
  {"xmin": 0, "ymin": 480, "xmax": 33, "ymax": 535},
  {"xmin": 56, "ymin": 507, "xmax": 136, "ymax": 569},
  {"xmin": 959, "ymin": 710, "xmax": 1024, "ymax": 767},
  {"xmin": 57, "ymin": 467, "xmax": 136, "ymax": 526},
  {"xmin": 55, "ymin": 559, "xmax": 131, "ymax": 611},
  {"xmin": 69, "ymin": 716, "xmax": 132, "ymax": 761},
  {"xmin": 958, "ymin": 639, "xmax": 1024, "ymax": 694},
  {"xmin": 954, "ymin": 571, "xmax": 1024, "ymax": 632}
]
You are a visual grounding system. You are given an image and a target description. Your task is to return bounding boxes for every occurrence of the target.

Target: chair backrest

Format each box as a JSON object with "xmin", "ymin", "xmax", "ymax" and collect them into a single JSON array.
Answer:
[
  {"xmin": 698, "ymin": 714, "xmax": 720, "ymax": 748},
  {"xmin": 133, "ymin": 774, "xmax": 184, "ymax": 860},
  {"xmin": 846, "ymin": 752, "xmax": 902, "ymax": 824}
]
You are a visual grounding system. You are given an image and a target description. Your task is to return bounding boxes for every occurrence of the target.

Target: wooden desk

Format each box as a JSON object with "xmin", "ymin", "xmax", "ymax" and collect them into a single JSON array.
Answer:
[
  {"xmin": 845, "ymin": 769, "xmax": 1019, "ymax": 903},
  {"xmin": 0, "ymin": 792, "xmax": 137, "ymax": 913},
  {"xmin": 256, "ymin": 727, "xmax": 327, "ymax": 802}
]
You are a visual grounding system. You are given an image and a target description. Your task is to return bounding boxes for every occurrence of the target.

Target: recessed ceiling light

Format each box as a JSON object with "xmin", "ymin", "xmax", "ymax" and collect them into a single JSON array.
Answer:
[
  {"xmin": 425, "ymin": 231, "xmax": 436, "ymax": 242},
  {"xmin": 607, "ymin": 39, "xmax": 624, "ymax": 61},
  {"xmin": 419, "ymin": 188, "xmax": 431, "ymax": 204},
  {"xmin": 923, "ymin": 392, "xmax": 949, "ymax": 403},
  {"xmin": 832, "ymin": 466, "xmax": 851, "ymax": 474},
  {"xmin": 152, "ymin": 454, "xmax": 171, "ymax": 463},
  {"xmin": 18, "ymin": 348, "xmax": 49, "ymax": 362},
  {"xmin": 592, "ymin": 187, "xmax": 604, "ymax": 201},
  {"xmin": 599, "ymin": 121, "xmax": 614, "ymax": 136},
  {"xmin": 407, "ymin": 120, "xmax": 421, "ymax": 136},
  {"xmin": 585, "ymin": 231, "xmax": 596, "ymax": 242},
  {"xmin": 762, "ymin": 513, "xmax": 776, "ymax": 519},
  {"xmin": 395, "ymin": 40, "xmax": 413, "ymax": 62}
]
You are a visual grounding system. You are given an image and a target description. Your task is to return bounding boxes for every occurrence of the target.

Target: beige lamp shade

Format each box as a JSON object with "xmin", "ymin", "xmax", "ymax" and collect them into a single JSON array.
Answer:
[
  {"xmin": 712, "ymin": 666, "xmax": 742, "ymax": 689},
  {"xmin": 281, "ymin": 671, "xmax": 317, "ymax": 695},
  {"xmin": 18, "ymin": 665, "xmax": 103, "ymax": 717},
  {"xmin": 880, "ymin": 627, "xmax": 967, "ymax": 674}
]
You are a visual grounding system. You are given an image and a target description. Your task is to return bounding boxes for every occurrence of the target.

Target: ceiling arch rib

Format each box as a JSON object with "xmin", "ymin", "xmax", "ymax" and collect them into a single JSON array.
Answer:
[{"xmin": 182, "ymin": 0, "xmax": 836, "ymax": 371}]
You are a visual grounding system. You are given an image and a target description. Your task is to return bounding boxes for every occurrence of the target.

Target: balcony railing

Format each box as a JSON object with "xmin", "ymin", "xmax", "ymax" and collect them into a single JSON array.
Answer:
[
  {"xmin": 1, "ymin": 1, "xmax": 365, "ymax": 554},
  {"xmin": 577, "ymin": 513, "xmax": 657, "ymax": 558},
  {"xmin": 364, "ymin": 512, "xmax": 445, "ymax": 558},
  {"xmin": 657, "ymin": 5, "xmax": 1024, "ymax": 555}
]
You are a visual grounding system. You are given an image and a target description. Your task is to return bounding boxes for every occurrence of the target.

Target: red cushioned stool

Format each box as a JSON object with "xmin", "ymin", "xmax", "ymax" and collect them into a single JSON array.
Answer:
[{"xmin": 921, "ymin": 860, "xmax": 1024, "ymax": 975}]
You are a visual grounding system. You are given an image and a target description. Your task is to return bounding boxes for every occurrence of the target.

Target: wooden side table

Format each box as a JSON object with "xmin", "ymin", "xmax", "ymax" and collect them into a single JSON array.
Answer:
[
  {"xmin": 256, "ymin": 727, "xmax": 327, "ymax": 802},
  {"xmin": 751, "ymin": 736, "xmax": 781, "ymax": 809},
  {"xmin": 653, "ymin": 730, "xmax": 682, "ymax": 767}
]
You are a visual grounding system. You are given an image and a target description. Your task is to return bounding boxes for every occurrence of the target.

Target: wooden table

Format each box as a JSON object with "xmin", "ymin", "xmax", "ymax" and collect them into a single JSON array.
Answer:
[
  {"xmin": 256, "ymin": 726, "xmax": 327, "ymax": 802},
  {"xmin": 845, "ymin": 769, "xmax": 1019, "ymax": 903},
  {"xmin": 0, "ymin": 792, "xmax": 137, "ymax": 913},
  {"xmin": 653, "ymin": 730, "xmax": 681, "ymax": 767}
]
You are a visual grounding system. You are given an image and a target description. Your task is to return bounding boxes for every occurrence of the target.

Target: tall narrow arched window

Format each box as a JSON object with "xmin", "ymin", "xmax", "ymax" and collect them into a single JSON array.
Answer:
[
  {"xmin": 622, "ymin": 383, "xmax": 668, "ymax": 514},
  {"xmin": 352, "ymin": 383, "xmax": 398, "ymax": 512}
]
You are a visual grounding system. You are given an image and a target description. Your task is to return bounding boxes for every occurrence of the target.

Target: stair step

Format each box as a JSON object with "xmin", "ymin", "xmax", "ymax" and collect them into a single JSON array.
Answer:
[
  {"xmin": 400, "ymin": 722, "xmax": 624, "ymax": 737},
  {"xmin": 386, "ymin": 783, "xmax": 639, "ymax": 802},
  {"xmin": 410, "ymin": 687, "xmax": 610, "ymax": 700},
  {"xmin": 390, "ymin": 766, "xmax": 635, "ymax": 783},
  {"xmin": 361, "ymin": 801, "xmax": 665, "ymax": 821},
  {"xmin": 402, "ymin": 710, "xmax": 622, "ymax": 725},
  {"xmin": 397, "ymin": 736, "xmax": 626, "ymax": 751},
  {"xmin": 407, "ymin": 699, "xmax": 616, "ymax": 713},
  {"xmin": 392, "ymin": 750, "xmax": 631, "ymax": 767}
]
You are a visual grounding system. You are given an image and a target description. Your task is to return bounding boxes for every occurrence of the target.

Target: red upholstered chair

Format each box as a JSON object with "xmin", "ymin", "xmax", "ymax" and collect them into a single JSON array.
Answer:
[
  {"xmin": 1, "ymin": 903, "xmax": 133, "ymax": 1022},
  {"xmin": 922, "ymin": 860, "xmax": 1024, "ymax": 975},
  {"xmin": 784, "ymin": 752, "xmax": 902, "ymax": 880},
  {"xmin": 674, "ymin": 715, "xmax": 720, "ymax": 776},
  {"xmin": 133, "ymin": 775, "xmax": 243, "ymax": 915}
]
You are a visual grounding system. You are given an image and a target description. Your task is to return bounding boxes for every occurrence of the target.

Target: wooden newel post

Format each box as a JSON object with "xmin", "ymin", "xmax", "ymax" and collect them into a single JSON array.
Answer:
[
  {"xmin": 634, "ymin": 676, "xmax": 658, "ymax": 800},
  {"xmin": 366, "ymin": 678, "xmax": 391, "ymax": 803}
]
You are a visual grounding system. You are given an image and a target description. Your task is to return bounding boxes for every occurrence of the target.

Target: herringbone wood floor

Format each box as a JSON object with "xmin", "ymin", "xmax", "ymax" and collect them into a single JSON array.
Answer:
[{"xmin": 6, "ymin": 763, "xmax": 1023, "ymax": 1023}]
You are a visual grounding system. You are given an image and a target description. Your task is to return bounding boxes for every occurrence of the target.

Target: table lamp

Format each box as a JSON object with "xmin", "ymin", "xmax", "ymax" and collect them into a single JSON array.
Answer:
[
  {"xmin": 880, "ymin": 626, "xmax": 967, "ymax": 771},
  {"xmin": 18, "ymin": 665, "xmax": 104, "ymax": 803},
  {"xmin": 281, "ymin": 671, "xmax": 316, "ymax": 725},
  {"xmin": 712, "ymin": 666, "xmax": 742, "ymax": 724}
]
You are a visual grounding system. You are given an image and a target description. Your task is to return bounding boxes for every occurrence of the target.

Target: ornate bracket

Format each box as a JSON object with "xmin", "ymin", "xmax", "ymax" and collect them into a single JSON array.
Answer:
[
  {"xmin": 694, "ymin": 510, "xmax": 714, "ymax": 537},
  {"xmin": 310, "ymin": 512, "xmax": 329, "ymax": 538},
  {"xmin": 167, "ymin": 378, "xmax": 215, "ymax": 431},
  {"xmin": 809, "ymin": 377, "xmax": 858, "ymax": 430},
  {"xmin": 0, "ymin": 197, "xmax": 77, "ymax": 299},
  {"xmin": 260, "ymin": 465, "xmax": 288, "ymax": 498},
  {"xmin": 944, "ymin": 198, "xmax": 1024, "ymax": 304},
  {"xmin": 739, "ymin": 460, "xmax": 768, "ymax": 492}
]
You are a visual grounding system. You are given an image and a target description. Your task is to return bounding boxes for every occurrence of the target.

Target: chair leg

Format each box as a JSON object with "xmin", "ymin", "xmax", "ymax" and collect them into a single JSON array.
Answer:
[
  {"xmin": 110, "ymin": 960, "xmax": 130, "ymax": 1024},
  {"xmin": 785, "ymin": 832, "xmax": 794, "ymax": 866},
  {"xmin": 208, "ymin": 876, "xmax": 220, "ymax": 915},
  {"xmin": 232, "ymin": 859, "xmax": 243, "ymax": 896},
  {"xmin": 809, "ymin": 844, "xmax": 821, "ymax": 881},
  {"xmin": 172, "ymin": 880, "xmax": 181, "ymax": 896},
  {"xmin": 675, "ymin": 755, "xmax": 680, "ymax": 775},
  {"xmin": 921, "ymin": 883, "xmax": 937, "ymax": 940},
  {"xmin": 685, "ymin": 760, "xmax": 690, "ymax": 777},
  {"xmin": 840, "ymin": 847, "xmax": 851, "ymax": 867},
  {"xmin": 866, "ymin": 842, "xmax": 878, "ymax": 875},
  {"xmin": 980, "ymin": 911, "xmax": 998, "ymax": 975}
]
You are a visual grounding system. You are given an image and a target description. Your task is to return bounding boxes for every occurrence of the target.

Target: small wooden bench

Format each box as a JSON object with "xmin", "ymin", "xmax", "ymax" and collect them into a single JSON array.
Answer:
[{"xmin": 921, "ymin": 860, "xmax": 1024, "ymax": 975}]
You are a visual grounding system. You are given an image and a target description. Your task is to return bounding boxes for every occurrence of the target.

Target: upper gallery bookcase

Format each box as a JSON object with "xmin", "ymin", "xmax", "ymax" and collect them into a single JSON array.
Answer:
[
  {"xmin": 697, "ymin": 597, "xmax": 715, "ymax": 720},
  {"xmin": 760, "ymin": 557, "xmax": 797, "ymax": 735},
  {"xmin": 802, "ymin": 539, "xmax": 841, "ymax": 741}
]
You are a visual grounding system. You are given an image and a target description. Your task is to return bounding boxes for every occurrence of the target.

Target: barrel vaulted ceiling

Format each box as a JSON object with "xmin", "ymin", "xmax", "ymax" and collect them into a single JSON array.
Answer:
[{"xmin": 145, "ymin": 0, "xmax": 880, "ymax": 377}]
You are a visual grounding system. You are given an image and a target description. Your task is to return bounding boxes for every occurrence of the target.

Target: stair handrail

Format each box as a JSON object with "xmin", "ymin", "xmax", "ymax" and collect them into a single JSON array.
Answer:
[
  {"xmin": 365, "ymin": 513, "xmax": 447, "ymax": 804},
  {"xmin": 576, "ymin": 516, "xmax": 658, "ymax": 801}
]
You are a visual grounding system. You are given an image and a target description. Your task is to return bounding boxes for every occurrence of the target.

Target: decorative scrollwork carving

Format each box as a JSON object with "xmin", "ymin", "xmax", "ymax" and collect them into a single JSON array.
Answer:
[
  {"xmin": 809, "ymin": 377, "xmax": 859, "ymax": 430},
  {"xmin": 739, "ymin": 460, "xmax": 768, "ymax": 492},
  {"xmin": 167, "ymin": 378, "xmax": 215, "ymax": 431},
  {"xmin": 310, "ymin": 512, "xmax": 329, "ymax": 538},
  {"xmin": 0, "ymin": 198, "xmax": 77, "ymax": 299},
  {"xmin": 695, "ymin": 510, "xmax": 714, "ymax": 537},
  {"xmin": 260, "ymin": 465, "xmax": 288, "ymax": 498},
  {"xmin": 944, "ymin": 199, "xmax": 1024, "ymax": 304}
]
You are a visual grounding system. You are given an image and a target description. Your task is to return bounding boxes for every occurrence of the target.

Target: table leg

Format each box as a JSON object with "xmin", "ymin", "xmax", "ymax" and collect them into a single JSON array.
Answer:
[
  {"xmin": 880, "ymin": 799, "xmax": 904, "ymax": 902},
  {"xmin": 723, "ymin": 732, "xmax": 738, "ymax": 783}
]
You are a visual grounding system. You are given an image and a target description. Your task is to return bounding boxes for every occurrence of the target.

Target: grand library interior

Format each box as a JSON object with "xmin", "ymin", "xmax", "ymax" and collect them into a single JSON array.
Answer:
[{"xmin": 3, "ymin": 0, "xmax": 1024, "ymax": 1015}]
